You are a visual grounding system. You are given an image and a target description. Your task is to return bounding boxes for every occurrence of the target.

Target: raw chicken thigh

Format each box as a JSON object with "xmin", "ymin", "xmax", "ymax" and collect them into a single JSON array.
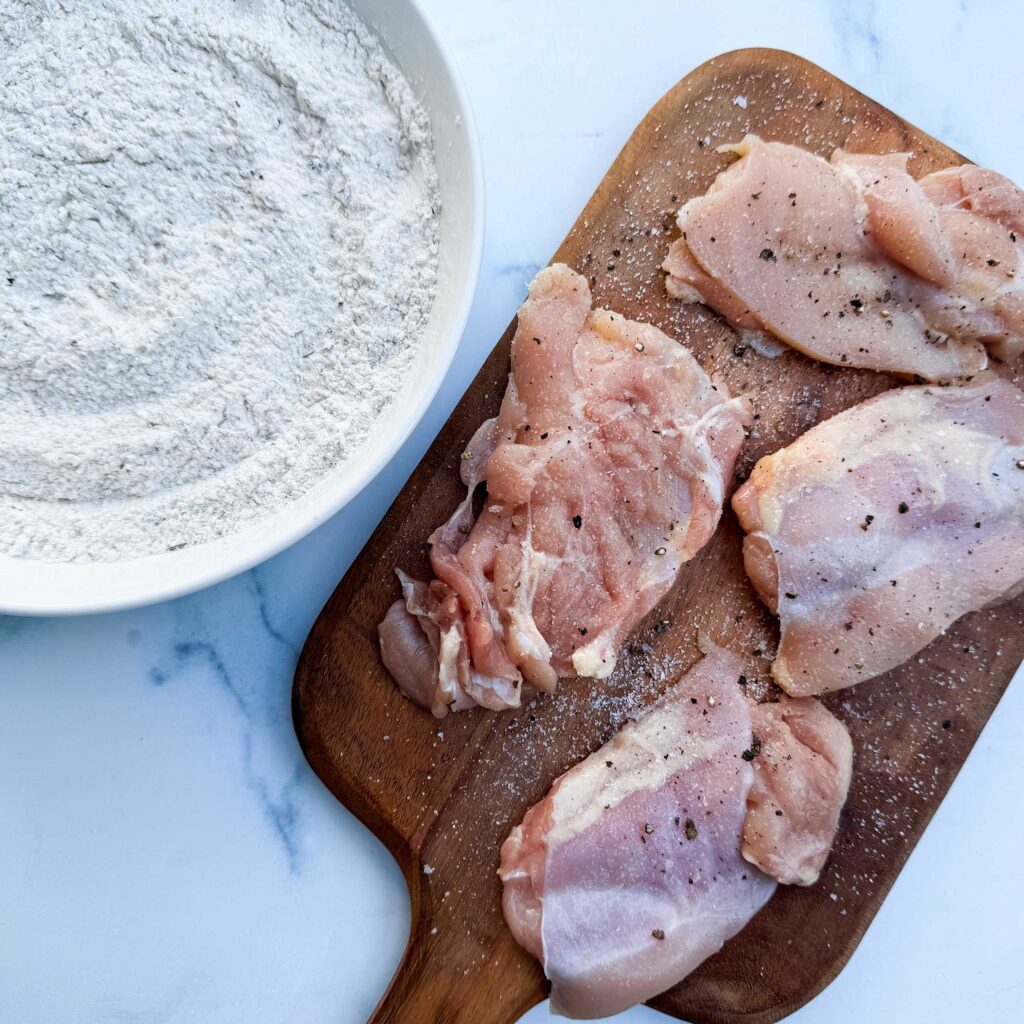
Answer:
[
  {"xmin": 663, "ymin": 135, "xmax": 1024, "ymax": 378},
  {"xmin": 733, "ymin": 376, "xmax": 1024, "ymax": 696},
  {"xmin": 499, "ymin": 641, "xmax": 851, "ymax": 1018},
  {"xmin": 380, "ymin": 264, "xmax": 751, "ymax": 716},
  {"xmin": 499, "ymin": 641, "xmax": 773, "ymax": 1018}
]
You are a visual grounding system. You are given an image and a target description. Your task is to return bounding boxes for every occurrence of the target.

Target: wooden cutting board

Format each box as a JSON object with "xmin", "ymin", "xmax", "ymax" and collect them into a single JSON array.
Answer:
[{"xmin": 293, "ymin": 48, "xmax": 1024, "ymax": 1024}]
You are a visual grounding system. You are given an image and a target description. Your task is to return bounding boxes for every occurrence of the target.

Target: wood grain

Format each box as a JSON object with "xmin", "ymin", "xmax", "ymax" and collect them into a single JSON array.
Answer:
[{"xmin": 293, "ymin": 49, "xmax": 1024, "ymax": 1024}]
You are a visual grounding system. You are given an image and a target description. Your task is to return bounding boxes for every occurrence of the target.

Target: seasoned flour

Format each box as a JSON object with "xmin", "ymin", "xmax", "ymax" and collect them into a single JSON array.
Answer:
[{"xmin": 0, "ymin": 0, "xmax": 440, "ymax": 561}]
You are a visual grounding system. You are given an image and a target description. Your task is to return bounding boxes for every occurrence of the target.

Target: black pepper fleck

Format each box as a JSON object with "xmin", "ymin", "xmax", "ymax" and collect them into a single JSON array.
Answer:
[{"xmin": 741, "ymin": 734, "xmax": 762, "ymax": 761}]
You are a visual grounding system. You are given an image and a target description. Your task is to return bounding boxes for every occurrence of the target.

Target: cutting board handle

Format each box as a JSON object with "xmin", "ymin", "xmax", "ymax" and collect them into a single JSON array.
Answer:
[{"xmin": 368, "ymin": 868, "xmax": 541, "ymax": 1024}]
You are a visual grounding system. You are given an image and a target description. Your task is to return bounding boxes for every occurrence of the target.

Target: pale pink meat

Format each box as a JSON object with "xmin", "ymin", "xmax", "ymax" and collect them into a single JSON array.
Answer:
[
  {"xmin": 918, "ymin": 163, "xmax": 1024, "ymax": 362},
  {"xmin": 378, "ymin": 587, "xmax": 446, "ymax": 717},
  {"xmin": 380, "ymin": 264, "xmax": 751, "ymax": 716},
  {"xmin": 499, "ymin": 641, "xmax": 852, "ymax": 1017},
  {"xmin": 499, "ymin": 642, "xmax": 775, "ymax": 1018},
  {"xmin": 733, "ymin": 376, "xmax": 1024, "ymax": 696},
  {"xmin": 832, "ymin": 150, "xmax": 957, "ymax": 287},
  {"xmin": 662, "ymin": 135, "xmax": 1024, "ymax": 378},
  {"xmin": 837, "ymin": 152, "xmax": 1024, "ymax": 363},
  {"xmin": 378, "ymin": 571, "xmax": 516, "ymax": 717},
  {"xmin": 743, "ymin": 695, "xmax": 853, "ymax": 886}
]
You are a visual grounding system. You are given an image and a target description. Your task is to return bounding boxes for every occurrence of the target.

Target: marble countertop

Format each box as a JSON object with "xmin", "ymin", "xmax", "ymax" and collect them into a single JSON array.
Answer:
[{"xmin": 2, "ymin": 2, "xmax": 1022, "ymax": 1022}]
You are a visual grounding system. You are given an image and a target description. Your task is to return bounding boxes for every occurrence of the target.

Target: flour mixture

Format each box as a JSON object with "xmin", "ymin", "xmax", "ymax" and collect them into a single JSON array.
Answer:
[{"xmin": 0, "ymin": 0, "xmax": 440, "ymax": 561}]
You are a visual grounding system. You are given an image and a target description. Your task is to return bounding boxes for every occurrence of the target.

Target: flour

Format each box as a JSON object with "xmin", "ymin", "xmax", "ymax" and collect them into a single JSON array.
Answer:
[{"xmin": 0, "ymin": 0, "xmax": 440, "ymax": 561}]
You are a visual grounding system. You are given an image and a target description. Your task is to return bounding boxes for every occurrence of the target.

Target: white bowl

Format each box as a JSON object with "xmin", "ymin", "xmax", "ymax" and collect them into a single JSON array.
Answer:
[{"xmin": 1, "ymin": 0, "xmax": 483, "ymax": 616}]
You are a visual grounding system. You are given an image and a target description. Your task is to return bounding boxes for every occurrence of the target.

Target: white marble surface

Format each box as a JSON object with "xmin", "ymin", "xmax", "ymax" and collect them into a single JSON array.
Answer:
[{"xmin": 1, "ymin": 2, "xmax": 1023, "ymax": 1022}]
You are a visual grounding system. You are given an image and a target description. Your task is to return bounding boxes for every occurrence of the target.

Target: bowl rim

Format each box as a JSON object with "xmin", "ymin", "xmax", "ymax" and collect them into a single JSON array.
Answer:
[{"xmin": 4, "ymin": 0, "xmax": 484, "ymax": 617}]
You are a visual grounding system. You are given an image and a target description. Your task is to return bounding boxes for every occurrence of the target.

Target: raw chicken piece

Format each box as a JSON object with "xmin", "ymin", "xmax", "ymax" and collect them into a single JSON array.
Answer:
[
  {"xmin": 743, "ymin": 695, "xmax": 853, "ymax": 885},
  {"xmin": 918, "ymin": 163, "xmax": 1024, "ymax": 362},
  {"xmin": 836, "ymin": 152, "xmax": 1024, "ymax": 363},
  {"xmin": 499, "ymin": 641, "xmax": 853, "ymax": 1017},
  {"xmin": 831, "ymin": 151, "xmax": 957, "ymax": 288},
  {"xmin": 733, "ymin": 376, "xmax": 1024, "ymax": 696},
  {"xmin": 380, "ymin": 264, "xmax": 751, "ymax": 716},
  {"xmin": 662, "ymin": 135, "xmax": 1024, "ymax": 378},
  {"xmin": 499, "ymin": 641, "xmax": 775, "ymax": 1018}
]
